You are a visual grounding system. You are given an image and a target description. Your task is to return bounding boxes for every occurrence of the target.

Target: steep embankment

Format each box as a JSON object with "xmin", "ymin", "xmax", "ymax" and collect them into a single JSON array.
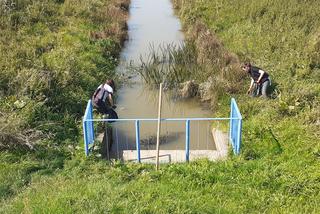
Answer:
[
  {"xmin": 0, "ymin": 0, "xmax": 129, "ymax": 206},
  {"xmin": 172, "ymin": 0, "xmax": 320, "ymax": 108},
  {"xmin": 171, "ymin": 0, "xmax": 320, "ymax": 158},
  {"xmin": 174, "ymin": 0, "xmax": 320, "ymax": 211}
]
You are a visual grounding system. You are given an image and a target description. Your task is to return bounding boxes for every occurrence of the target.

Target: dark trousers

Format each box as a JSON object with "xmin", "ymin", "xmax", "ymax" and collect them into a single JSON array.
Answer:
[
  {"xmin": 251, "ymin": 80, "xmax": 270, "ymax": 98},
  {"xmin": 260, "ymin": 80, "xmax": 270, "ymax": 97},
  {"xmin": 96, "ymin": 105, "xmax": 118, "ymax": 120}
]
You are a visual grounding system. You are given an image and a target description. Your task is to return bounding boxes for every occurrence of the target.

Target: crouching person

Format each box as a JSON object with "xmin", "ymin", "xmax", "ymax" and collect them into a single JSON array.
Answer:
[
  {"xmin": 92, "ymin": 79, "xmax": 118, "ymax": 121},
  {"xmin": 242, "ymin": 62, "xmax": 271, "ymax": 98}
]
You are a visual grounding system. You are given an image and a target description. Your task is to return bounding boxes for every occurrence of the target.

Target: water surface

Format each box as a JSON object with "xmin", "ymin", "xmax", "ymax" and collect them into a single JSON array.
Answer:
[{"xmin": 113, "ymin": 0, "xmax": 215, "ymax": 151}]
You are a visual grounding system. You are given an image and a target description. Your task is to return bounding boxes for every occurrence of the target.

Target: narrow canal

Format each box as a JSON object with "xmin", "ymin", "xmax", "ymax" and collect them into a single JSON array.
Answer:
[{"xmin": 112, "ymin": 0, "xmax": 215, "ymax": 152}]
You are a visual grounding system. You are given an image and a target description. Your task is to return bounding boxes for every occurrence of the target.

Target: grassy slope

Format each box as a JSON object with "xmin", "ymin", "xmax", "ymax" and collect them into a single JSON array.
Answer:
[
  {"xmin": 1, "ymin": 0, "xmax": 320, "ymax": 213},
  {"xmin": 1, "ymin": 151, "xmax": 319, "ymax": 213},
  {"xmin": 0, "ymin": 0, "xmax": 128, "ymax": 146},
  {"xmin": 0, "ymin": 0, "xmax": 128, "ymax": 209},
  {"xmin": 172, "ymin": 0, "xmax": 320, "ymax": 212}
]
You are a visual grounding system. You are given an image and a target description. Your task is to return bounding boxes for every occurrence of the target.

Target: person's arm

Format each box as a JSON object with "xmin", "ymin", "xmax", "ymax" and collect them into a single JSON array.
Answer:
[
  {"xmin": 247, "ymin": 78, "xmax": 254, "ymax": 94},
  {"xmin": 108, "ymin": 93, "xmax": 114, "ymax": 106},
  {"xmin": 257, "ymin": 69, "xmax": 265, "ymax": 83}
]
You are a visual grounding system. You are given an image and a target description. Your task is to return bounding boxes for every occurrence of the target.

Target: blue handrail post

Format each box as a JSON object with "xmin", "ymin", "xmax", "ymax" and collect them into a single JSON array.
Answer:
[
  {"xmin": 236, "ymin": 119, "xmax": 242, "ymax": 155},
  {"xmin": 83, "ymin": 120, "xmax": 89, "ymax": 156},
  {"xmin": 185, "ymin": 120, "xmax": 190, "ymax": 162},
  {"xmin": 229, "ymin": 98, "xmax": 242, "ymax": 155},
  {"xmin": 135, "ymin": 120, "xmax": 141, "ymax": 163},
  {"xmin": 89, "ymin": 100, "xmax": 95, "ymax": 141},
  {"xmin": 83, "ymin": 100, "xmax": 95, "ymax": 156},
  {"xmin": 229, "ymin": 99, "xmax": 234, "ymax": 147}
]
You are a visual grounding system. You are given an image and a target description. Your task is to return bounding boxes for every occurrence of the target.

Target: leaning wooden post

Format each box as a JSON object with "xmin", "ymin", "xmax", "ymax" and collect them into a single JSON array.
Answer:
[{"xmin": 156, "ymin": 83, "xmax": 163, "ymax": 170}]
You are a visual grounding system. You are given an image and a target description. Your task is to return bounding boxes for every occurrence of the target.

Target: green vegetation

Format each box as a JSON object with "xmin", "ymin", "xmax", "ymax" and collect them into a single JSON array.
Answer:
[
  {"xmin": 0, "ymin": 0, "xmax": 129, "ymax": 208},
  {"xmin": 170, "ymin": 0, "xmax": 320, "ymax": 212},
  {"xmin": 173, "ymin": 0, "xmax": 320, "ymax": 101},
  {"xmin": 0, "ymin": 0, "xmax": 129, "ymax": 149},
  {"xmin": 1, "ymin": 155, "xmax": 319, "ymax": 213},
  {"xmin": 133, "ymin": 43, "xmax": 198, "ymax": 88},
  {"xmin": 1, "ymin": 0, "xmax": 319, "ymax": 213}
]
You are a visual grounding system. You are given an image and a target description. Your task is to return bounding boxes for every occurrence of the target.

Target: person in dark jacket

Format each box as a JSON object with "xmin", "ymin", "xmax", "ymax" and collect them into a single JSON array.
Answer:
[{"xmin": 242, "ymin": 63, "xmax": 271, "ymax": 98}]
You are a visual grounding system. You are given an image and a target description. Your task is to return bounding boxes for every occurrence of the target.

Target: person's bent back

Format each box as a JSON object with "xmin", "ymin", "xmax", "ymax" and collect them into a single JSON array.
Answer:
[
  {"xmin": 92, "ymin": 79, "xmax": 118, "ymax": 120},
  {"xmin": 242, "ymin": 63, "xmax": 271, "ymax": 98}
]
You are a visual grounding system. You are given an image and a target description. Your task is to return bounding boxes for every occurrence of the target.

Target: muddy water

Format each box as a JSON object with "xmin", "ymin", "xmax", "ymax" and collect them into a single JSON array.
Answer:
[{"xmin": 113, "ymin": 0, "xmax": 215, "ymax": 150}]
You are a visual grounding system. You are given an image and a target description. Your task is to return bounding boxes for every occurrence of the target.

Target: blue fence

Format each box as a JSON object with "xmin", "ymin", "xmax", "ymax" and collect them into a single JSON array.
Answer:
[
  {"xmin": 83, "ymin": 100, "xmax": 95, "ymax": 156},
  {"xmin": 83, "ymin": 98, "xmax": 242, "ymax": 159},
  {"xmin": 229, "ymin": 98, "xmax": 242, "ymax": 155}
]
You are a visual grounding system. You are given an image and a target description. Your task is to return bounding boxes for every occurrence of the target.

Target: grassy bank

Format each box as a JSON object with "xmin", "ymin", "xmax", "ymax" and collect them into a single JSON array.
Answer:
[
  {"xmin": 1, "ymin": 154, "xmax": 319, "ymax": 213},
  {"xmin": 0, "ymin": 0, "xmax": 129, "ymax": 205},
  {"xmin": 170, "ymin": 0, "xmax": 320, "ymax": 157},
  {"xmin": 0, "ymin": 0, "xmax": 129, "ymax": 149},
  {"xmin": 171, "ymin": 0, "xmax": 320, "ymax": 212},
  {"xmin": 172, "ymin": 0, "xmax": 320, "ymax": 105}
]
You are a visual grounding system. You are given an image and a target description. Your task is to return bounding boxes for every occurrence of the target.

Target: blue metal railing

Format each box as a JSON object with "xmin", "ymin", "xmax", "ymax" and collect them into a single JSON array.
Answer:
[
  {"xmin": 135, "ymin": 120, "xmax": 141, "ymax": 163},
  {"xmin": 83, "ymin": 100, "xmax": 95, "ymax": 156},
  {"xmin": 229, "ymin": 98, "xmax": 242, "ymax": 155},
  {"xmin": 83, "ymin": 98, "xmax": 243, "ymax": 160},
  {"xmin": 185, "ymin": 120, "xmax": 191, "ymax": 162}
]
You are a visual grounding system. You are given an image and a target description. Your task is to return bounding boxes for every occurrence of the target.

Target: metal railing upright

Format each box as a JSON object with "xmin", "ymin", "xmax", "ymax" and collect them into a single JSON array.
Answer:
[
  {"xmin": 83, "ymin": 100, "xmax": 95, "ymax": 156},
  {"xmin": 229, "ymin": 98, "xmax": 242, "ymax": 155}
]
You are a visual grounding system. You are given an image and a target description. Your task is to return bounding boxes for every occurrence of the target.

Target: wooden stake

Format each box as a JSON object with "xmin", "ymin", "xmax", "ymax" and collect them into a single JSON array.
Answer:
[{"xmin": 156, "ymin": 83, "xmax": 163, "ymax": 170}]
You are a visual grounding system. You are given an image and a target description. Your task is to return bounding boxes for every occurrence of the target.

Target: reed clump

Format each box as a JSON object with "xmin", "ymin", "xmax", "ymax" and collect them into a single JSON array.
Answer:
[
  {"xmin": 133, "ymin": 43, "xmax": 195, "ymax": 87},
  {"xmin": 134, "ymin": 36, "xmax": 245, "ymax": 108}
]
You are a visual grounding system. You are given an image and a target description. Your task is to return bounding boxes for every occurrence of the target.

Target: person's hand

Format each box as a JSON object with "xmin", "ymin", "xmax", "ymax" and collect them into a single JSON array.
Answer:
[
  {"xmin": 246, "ymin": 89, "xmax": 251, "ymax": 95},
  {"xmin": 112, "ymin": 105, "xmax": 117, "ymax": 109}
]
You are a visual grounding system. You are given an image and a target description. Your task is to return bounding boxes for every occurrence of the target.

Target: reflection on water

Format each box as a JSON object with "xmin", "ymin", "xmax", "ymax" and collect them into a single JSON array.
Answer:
[
  {"xmin": 113, "ymin": 0, "xmax": 215, "ymax": 150},
  {"xmin": 120, "ymin": 0, "xmax": 184, "ymax": 62}
]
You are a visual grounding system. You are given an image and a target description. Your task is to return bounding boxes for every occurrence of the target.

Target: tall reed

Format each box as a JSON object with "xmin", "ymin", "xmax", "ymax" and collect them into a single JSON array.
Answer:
[{"xmin": 132, "ymin": 42, "xmax": 199, "ymax": 88}]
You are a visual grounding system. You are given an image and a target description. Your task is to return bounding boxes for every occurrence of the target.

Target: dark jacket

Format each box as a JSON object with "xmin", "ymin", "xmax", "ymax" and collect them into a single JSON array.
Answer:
[{"xmin": 249, "ymin": 66, "xmax": 269, "ymax": 83}]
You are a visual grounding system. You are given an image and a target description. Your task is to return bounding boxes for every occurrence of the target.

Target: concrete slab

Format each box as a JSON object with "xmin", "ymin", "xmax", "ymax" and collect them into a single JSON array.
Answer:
[
  {"xmin": 107, "ymin": 128, "xmax": 229, "ymax": 163},
  {"xmin": 212, "ymin": 128, "xmax": 229, "ymax": 159},
  {"xmin": 109, "ymin": 150, "xmax": 225, "ymax": 163}
]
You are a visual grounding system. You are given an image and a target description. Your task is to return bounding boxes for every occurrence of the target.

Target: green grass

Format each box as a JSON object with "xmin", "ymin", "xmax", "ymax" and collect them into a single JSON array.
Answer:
[
  {"xmin": 1, "ymin": 154, "xmax": 319, "ymax": 213},
  {"xmin": 0, "ymin": 0, "xmax": 129, "ymax": 208},
  {"xmin": 0, "ymin": 0, "xmax": 129, "ymax": 148},
  {"xmin": 170, "ymin": 0, "xmax": 320, "ymax": 212},
  {"xmin": 0, "ymin": 0, "xmax": 319, "ymax": 213}
]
